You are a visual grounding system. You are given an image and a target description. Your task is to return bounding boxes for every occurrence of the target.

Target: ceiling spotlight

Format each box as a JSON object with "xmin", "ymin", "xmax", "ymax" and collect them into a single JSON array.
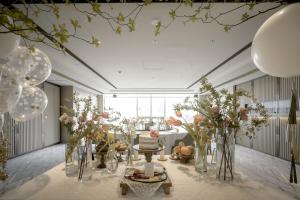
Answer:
[{"xmin": 118, "ymin": 70, "xmax": 122, "ymax": 74}]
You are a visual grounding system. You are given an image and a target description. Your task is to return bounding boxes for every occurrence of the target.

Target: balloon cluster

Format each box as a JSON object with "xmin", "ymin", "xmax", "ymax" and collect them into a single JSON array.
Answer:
[{"xmin": 0, "ymin": 33, "xmax": 51, "ymax": 122}]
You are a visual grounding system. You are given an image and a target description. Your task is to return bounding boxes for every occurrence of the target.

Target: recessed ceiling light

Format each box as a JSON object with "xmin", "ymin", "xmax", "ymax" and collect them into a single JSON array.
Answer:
[{"xmin": 118, "ymin": 70, "xmax": 122, "ymax": 74}]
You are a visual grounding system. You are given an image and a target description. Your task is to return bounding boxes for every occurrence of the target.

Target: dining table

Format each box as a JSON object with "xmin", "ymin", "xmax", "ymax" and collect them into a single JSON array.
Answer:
[{"xmin": 0, "ymin": 154, "xmax": 295, "ymax": 200}]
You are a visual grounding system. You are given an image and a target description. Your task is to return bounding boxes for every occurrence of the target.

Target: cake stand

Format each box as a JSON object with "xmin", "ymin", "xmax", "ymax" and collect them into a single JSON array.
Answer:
[
  {"xmin": 120, "ymin": 145, "xmax": 172, "ymax": 196},
  {"xmin": 133, "ymin": 144, "xmax": 165, "ymax": 163}
]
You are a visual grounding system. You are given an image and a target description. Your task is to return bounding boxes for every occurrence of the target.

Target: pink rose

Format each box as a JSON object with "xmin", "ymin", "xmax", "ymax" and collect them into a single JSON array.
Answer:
[
  {"xmin": 175, "ymin": 111, "xmax": 182, "ymax": 117},
  {"xmin": 102, "ymin": 112, "xmax": 109, "ymax": 119},
  {"xmin": 211, "ymin": 106, "xmax": 220, "ymax": 114},
  {"xmin": 167, "ymin": 116, "xmax": 176, "ymax": 125},
  {"xmin": 150, "ymin": 130, "xmax": 159, "ymax": 138},
  {"xmin": 194, "ymin": 115, "xmax": 203, "ymax": 124},
  {"xmin": 173, "ymin": 119, "xmax": 182, "ymax": 126},
  {"xmin": 240, "ymin": 108, "xmax": 248, "ymax": 121}
]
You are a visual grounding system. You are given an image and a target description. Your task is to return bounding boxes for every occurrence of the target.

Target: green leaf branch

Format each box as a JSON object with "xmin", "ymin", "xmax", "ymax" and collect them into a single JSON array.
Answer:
[{"xmin": 0, "ymin": 0, "xmax": 285, "ymax": 51}]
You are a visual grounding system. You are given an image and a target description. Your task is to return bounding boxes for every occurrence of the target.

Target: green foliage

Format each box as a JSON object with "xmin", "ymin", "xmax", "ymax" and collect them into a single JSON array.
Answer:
[
  {"xmin": 117, "ymin": 12, "xmax": 125, "ymax": 22},
  {"xmin": 91, "ymin": 36, "xmax": 101, "ymax": 47},
  {"xmin": 190, "ymin": 15, "xmax": 197, "ymax": 22},
  {"xmin": 52, "ymin": 5, "xmax": 60, "ymax": 19},
  {"xmin": 248, "ymin": 2, "xmax": 256, "ymax": 10},
  {"xmin": 70, "ymin": 18, "xmax": 81, "ymax": 30},
  {"xmin": 90, "ymin": 1, "xmax": 101, "ymax": 13},
  {"xmin": 241, "ymin": 13, "xmax": 250, "ymax": 21},
  {"xmin": 115, "ymin": 26, "xmax": 122, "ymax": 35},
  {"xmin": 144, "ymin": 0, "xmax": 153, "ymax": 6},
  {"xmin": 128, "ymin": 18, "xmax": 135, "ymax": 32},
  {"xmin": 60, "ymin": 92, "xmax": 121, "ymax": 161},
  {"xmin": 154, "ymin": 21, "xmax": 161, "ymax": 36},
  {"xmin": 53, "ymin": 23, "xmax": 70, "ymax": 44},
  {"xmin": 0, "ymin": 0, "xmax": 283, "ymax": 51},
  {"xmin": 176, "ymin": 78, "xmax": 270, "ymax": 138},
  {"xmin": 183, "ymin": 0, "xmax": 193, "ymax": 7},
  {"xmin": 169, "ymin": 9, "xmax": 176, "ymax": 20},
  {"xmin": 224, "ymin": 25, "xmax": 231, "ymax": 32}
]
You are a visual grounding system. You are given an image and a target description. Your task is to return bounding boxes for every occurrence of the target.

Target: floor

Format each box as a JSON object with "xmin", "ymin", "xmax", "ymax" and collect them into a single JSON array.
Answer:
[
  {"xmin": 235, "ymin": 145, "xmax": 300, "ymax": 199},
  {"xmin": 0, "ymin": 144, "xmax": 299, "ymax": 199},
  {"xmin": 0, "ymin": 144, "xmax": 65, "ymax": 194}
]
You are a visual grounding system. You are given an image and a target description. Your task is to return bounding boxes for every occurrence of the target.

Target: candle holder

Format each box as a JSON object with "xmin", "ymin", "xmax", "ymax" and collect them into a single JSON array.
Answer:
[{"xmin": 157, "ymin": 149, "xmax": 167, "ymax": 161}]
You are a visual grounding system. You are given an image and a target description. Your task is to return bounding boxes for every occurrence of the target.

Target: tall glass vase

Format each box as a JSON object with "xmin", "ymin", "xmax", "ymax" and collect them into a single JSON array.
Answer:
[
  {"xmin": 105, "ymin": 149, "xmax": 118, "ymax": 173},
  {"xmin": 77, "ymin": 142, "xmax": 93, "ymax": 181},
  {"xmin": 126, "ymin": 146, "xmax": 133, "ymax": 166},
  {"xmin": 216, "ymin": 128, "xmax": 235, "ymax": 181},
  {"xmin": 194, "ymin": 142, "xmax": 208, "ymax": 173},
  {"xmin": 65, "ymin": 144, "xmax": 78, "ymax": 176}
]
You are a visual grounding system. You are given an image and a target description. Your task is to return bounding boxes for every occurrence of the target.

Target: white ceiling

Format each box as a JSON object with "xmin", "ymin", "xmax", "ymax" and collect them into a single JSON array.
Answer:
[{"xmin": 18, "ymin": 3, "xmax": 281, "ymax": 94}]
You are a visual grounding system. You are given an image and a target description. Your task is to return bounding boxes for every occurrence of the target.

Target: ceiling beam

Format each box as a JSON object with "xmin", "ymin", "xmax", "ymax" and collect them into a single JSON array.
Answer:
[
  {"xmin": 1, "ymin": 1, "xmax": 117, "ymax": 89},
  {"xmin": 52, "ymin": 69, "xmax": 103, "ymax": 94},
  {"xmin": 187, "ymin": 42, "xmax": 252, "ymax": 89},
  {"xmin": 214, "ymin": 68, "xmax": 260, "ymax": 89}
]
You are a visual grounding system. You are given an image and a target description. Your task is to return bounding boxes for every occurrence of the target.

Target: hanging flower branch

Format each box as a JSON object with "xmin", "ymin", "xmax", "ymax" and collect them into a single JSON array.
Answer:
[{"xmin": 0, "ymin": 0, "xmax": 284, "ymax": 51}]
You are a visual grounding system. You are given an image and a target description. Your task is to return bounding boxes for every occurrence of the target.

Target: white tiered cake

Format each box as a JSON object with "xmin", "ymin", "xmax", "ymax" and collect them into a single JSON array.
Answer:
[{"xmin": 139, "ymin": 132, "xmax": 159, "ymax": 150}]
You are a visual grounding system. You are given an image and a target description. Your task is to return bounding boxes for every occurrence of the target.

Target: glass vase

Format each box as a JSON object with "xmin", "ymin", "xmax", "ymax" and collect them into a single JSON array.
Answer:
[
  {"xmin": 126, "ymin": 146, "xmax": 133, "ymax": 166},
  {"xmin": 194, "ymin": 142, "xmax": 208, "ymax": 173},
  {"xmin": 65, "ymin": 144, "xmax": 78, "ymax": 176},
  {"xmin": 77, "ymin": 142, "xmax": 93, "ymax": 181},
  {"xmin": 216, "ymin": 128, "xmax": 235, "ymax": 181},
  {"xmin": 105, "ymin": 149, "xmax": 118, "ymax": 173}
]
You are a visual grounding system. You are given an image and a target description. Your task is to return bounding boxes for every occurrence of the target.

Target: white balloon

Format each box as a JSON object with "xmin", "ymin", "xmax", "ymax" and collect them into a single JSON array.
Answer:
[
  {"xmin": 0, "ymin": 33, "xmax": 20, "ymax": 60},
  {"xmin": 9, "ymin": 86, "xmax": 48, "ymax": 122},
  {"xmin": 251, "ymin": 3, "xmax": 300, "ymax": 77},
  {"xmin": 6, "ymin": 46, "xmax": 33, "ymax": 77},
  {"xmin": 24, "ymin": 48, "xmax": 52, "ymax": 86},
  {"xmin": 0, "ymin": 66, "xmax": 22, "ymax": 113}
]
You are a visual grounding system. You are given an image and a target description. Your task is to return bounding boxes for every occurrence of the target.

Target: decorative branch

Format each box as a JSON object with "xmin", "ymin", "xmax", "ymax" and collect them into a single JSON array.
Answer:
[{"xmin": 0, "ymin": 0, "xmax": 285, "ymax": 51}]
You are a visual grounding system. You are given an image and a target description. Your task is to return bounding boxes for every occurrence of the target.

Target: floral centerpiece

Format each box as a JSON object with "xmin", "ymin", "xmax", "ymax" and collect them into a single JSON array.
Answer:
[
  {"xmin": 59, "ymin": 92, "xmax": 120, "ymax": 180},
  {"xmin": 168, "ymin": 113, "xmax": 212, "ymax": 172},
  {"xmin": 168, "ymin": 78, "xmax": 269, "ymax": 179}
]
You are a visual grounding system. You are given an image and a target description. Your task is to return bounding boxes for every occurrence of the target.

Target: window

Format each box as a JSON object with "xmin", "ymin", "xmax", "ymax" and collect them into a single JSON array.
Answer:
[
  {"xmin": 104, "ymin": 94, "xmax": 195, "ymax": 121},
  {"xmin": 165, "ymin": 97, "xmax": 196, "ymax": 123},
  {"xmin": 137, "ymin": 98, "xmax": 151, "ymax": 117},
  {"xmin": 105, "ymin": 97, "xmax": 137, "ymax": 118},
  {"xmin": 165, "ymin": 97, "xmax": 184, "ymax": 118},
  {"xmin": 151, "ymin": 98, "xmax": 164, "ymax": 118}
]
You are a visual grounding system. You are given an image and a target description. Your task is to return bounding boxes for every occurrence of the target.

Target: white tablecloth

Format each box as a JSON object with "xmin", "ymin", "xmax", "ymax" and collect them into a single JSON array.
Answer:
[{"xmin": 1, "ymin": 155, "xmax": 296, "ymax": 200}]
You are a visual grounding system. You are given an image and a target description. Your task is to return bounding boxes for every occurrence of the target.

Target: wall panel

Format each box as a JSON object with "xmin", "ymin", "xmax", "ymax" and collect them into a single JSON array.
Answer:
[
  {"xmin": 236, "ymin": 75, "xmax": 300, "ymax": 163},
  {"xmin": 3, "ymin": 82, "xmax": 60, "ymax": 158}
]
